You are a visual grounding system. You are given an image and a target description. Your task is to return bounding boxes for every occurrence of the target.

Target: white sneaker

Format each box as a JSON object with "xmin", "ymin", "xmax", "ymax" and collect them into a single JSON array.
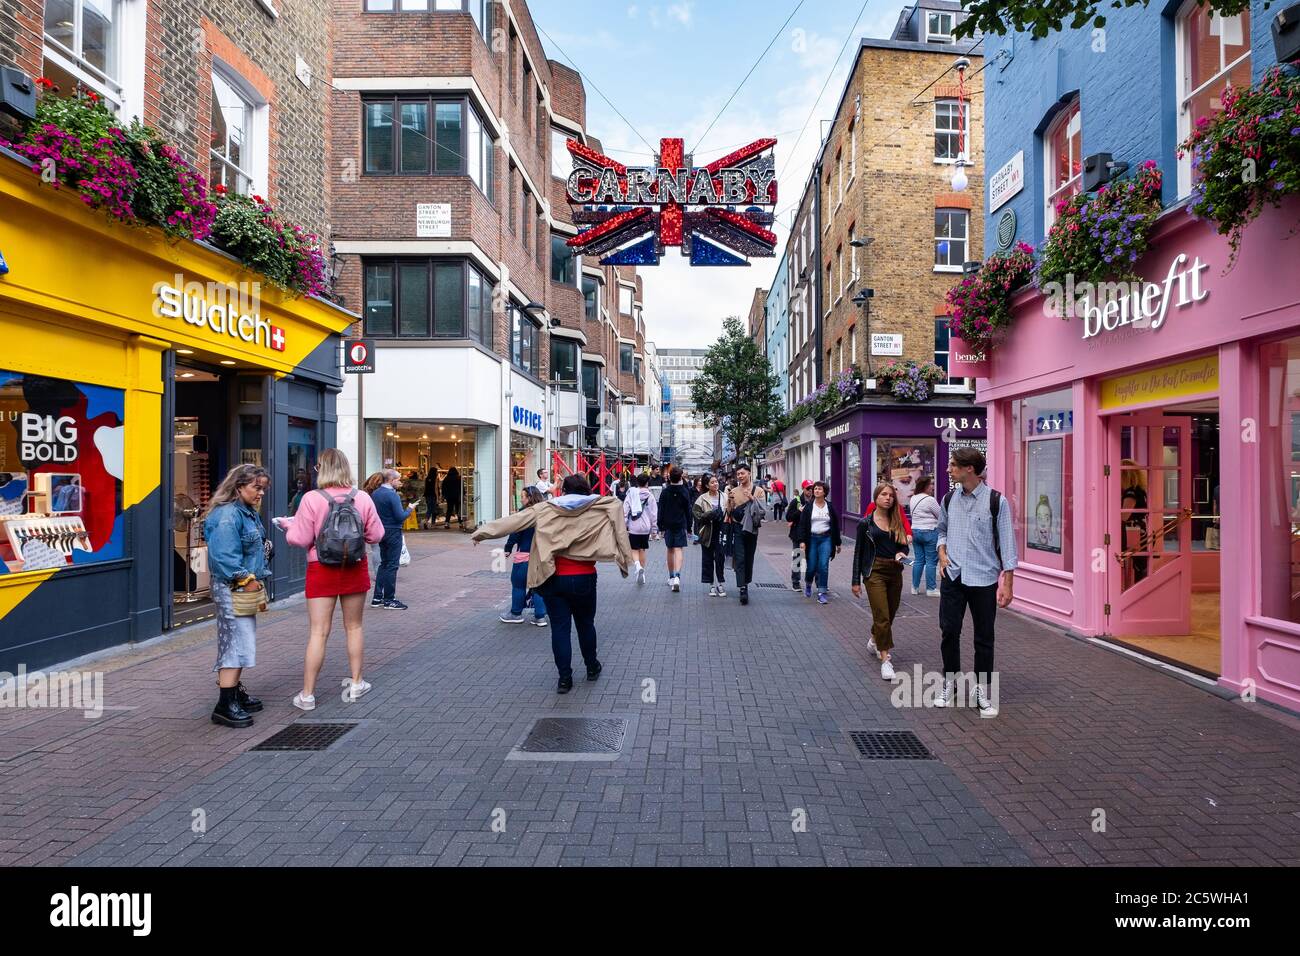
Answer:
[
  {"xmin": 910, "ymin": 586, "xmax": 918, "ymax": 595},
  {"xmin": 292, "ymin": 693, "xmax": 315, "ymax": 712},
  {"xmin": 928, "ymin": 589, "xmax": 941, "ymax": 598},
  {"xmin": 341, "ymin": 678, "xmax": 372, "ymax": 702},
  {"xmin": 636, "ymin": 565, "xmax": 646, "ymax": 585},
  {"xmin": 934, "ymin": 679, "xmax": 956, "ymax": 707},
  {"xmin": 881, "ymin": 660, "xmax": 896, "ymax": 681},
  {"xmin": 671, "ymin": 577, "xmax": 681, "ymax": 592},
  {"xmin": 716, "ymin": 586, "xmax": 727, "ymax": 598},
  {"xmin": 708, "ymin": 585, "xmax": 718, "ymax": 597},
  {"xmin": 866, "ymin": 637, "xmax": 879, "ymax": 658},
  {"xmin": 974, "ymin": 685, "xmax": 999, "ymax": 718}
]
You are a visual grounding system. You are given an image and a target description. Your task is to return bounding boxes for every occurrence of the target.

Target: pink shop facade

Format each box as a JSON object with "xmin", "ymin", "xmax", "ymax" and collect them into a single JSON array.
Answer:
[{"xmin": 969, "ymin": 197, "xmax": 1300, "ymax": 713}]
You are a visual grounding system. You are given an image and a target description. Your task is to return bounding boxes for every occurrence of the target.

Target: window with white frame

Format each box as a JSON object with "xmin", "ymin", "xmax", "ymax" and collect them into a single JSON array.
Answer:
[
  {"xmin": 209, "ymin": 68, "xmax": 262, "ymax": 196},
  {"xmin": 552, "ymin": 128, "xmax": 574, "ymax": 180},
  {"xmin": 466, "ymin": 104, "xmax": 496, "ymax": 202},
  {"xmin": 1176, "ymin": 2, "xmax": 1251, "ymax": 197},
  {"xmin": 619, "ymin": 285, "xmax": 634, "ymax": 316},
  {"xmin": 934, "ymin": 317, "xmax": 969, "ymax": 390},
  {"xmin": 849, "ymin": 325, "xmax": 857, "ymax": 365},
  {"xmin": 925, "ymin": 10, "xmax": 955, "ymax": 43},
  {"xmin": 848, "ymin": 119, "xmax": 856, "ymax": 181},
  {"xmin": 43, "ymin": 0, "xmax": 127, "ymax": 109},
  {"xmin": 934, "ymin": 209, "xmax": 968, "ymax": 271},
  {"xmin": 935, "ymin": 99, "xmax": 967, "ymax": 163},
  {"xmin": 836, "ymin": 150, "xmax": 844, "ymax": 206},
  {"xmin": 1044, "ymin": 98, "xmax": 1082, "ymax": 230}
]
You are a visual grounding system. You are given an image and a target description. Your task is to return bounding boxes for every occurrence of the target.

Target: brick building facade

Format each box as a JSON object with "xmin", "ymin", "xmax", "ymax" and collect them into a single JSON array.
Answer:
[{"xmin": 329, "ymin": 0, "xmax": 650, "ymax": 524}]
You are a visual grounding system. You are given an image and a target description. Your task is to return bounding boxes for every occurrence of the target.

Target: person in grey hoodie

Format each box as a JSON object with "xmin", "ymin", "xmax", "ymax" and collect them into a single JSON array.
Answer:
[{"xmin": 623, "ymin": 473, "xmax": 657, "ymax": 586}]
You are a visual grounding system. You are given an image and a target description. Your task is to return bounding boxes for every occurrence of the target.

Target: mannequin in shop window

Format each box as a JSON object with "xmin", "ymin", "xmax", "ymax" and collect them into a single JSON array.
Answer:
[{"xmin": 1121, "ymin": 459, "xmax": 1149, "ymax": 583}]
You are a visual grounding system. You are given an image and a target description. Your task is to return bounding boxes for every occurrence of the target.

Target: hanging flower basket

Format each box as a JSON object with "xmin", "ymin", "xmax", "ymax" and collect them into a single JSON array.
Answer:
[
  {"xmin": 1036, "ymin": 161, "xmax": 1164, "ymax": 296},
  {"xmin": 875, "ymin": 360, "xmax": 946, "ymax": 403},
  {"xmin": 1180, "ymin": 66, "xmax": 1300, "ymax": 267},
  {"xmin": 944, "ymin": 241, "xmax": 1036, "ymax": 353}
]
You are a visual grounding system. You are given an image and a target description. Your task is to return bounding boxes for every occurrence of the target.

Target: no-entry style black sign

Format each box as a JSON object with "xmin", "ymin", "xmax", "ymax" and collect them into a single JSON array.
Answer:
[{"xmin": 344, "ymin": 339, "xmax": 375, "ymax": 374}]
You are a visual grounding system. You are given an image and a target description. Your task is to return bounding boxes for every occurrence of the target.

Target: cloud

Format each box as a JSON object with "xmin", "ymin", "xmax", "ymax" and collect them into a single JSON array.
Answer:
[
  {"xmin": 666, "ymin": 2, "xmax": 693, "ymax": 27},
  {"xmin": 627, "ymin": 4, "xmax": 638, "ymax": 18}
]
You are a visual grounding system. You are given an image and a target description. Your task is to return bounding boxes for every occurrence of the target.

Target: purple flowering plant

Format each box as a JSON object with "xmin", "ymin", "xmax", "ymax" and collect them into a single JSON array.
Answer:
[
  {"xmin": 1180, "ymin": 66, "xmax": 1300, "ymax": 266},
  {"xmin": 876, "ymin": 360, "xmax": 946, "ymax": 403},
  {"xmin": 1037, "ymin": 162, "xmax": 1164, "ymax": 293},
  {"xmin": 944, "ymin": 241, "xmax": 1035, "ymax": 350}
]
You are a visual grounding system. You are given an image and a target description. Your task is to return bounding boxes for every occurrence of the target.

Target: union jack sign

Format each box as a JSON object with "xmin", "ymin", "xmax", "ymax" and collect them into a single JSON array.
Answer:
[{"xmin": 563, "ymin": 137, "xmax": 778, "ymax": 267}]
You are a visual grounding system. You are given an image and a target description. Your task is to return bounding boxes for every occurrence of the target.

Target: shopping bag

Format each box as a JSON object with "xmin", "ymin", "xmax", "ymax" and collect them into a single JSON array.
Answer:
[
  {"xmin": 1204, "ymin": 526, "xmax": 1220, "ymax": 550},
  {"xmin": 399, "ymin": 536, "xmax": 411, "ymax": 567}
]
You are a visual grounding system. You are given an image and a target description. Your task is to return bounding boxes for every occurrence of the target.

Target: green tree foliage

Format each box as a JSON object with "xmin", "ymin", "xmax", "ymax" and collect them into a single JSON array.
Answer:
[
  {"xmin": 690, "ymin": 316, "xmax": 782, "ymax": 465},
  {"xmin": 956, "ymin": 0, "xmax": 1259, "ymax": 40}
]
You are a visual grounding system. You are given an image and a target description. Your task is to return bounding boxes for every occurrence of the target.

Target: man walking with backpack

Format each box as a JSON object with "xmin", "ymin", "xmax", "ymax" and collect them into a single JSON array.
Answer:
[{"xmin": 935, "ymin": 447, "xmax": 1017, "ymax": 717}]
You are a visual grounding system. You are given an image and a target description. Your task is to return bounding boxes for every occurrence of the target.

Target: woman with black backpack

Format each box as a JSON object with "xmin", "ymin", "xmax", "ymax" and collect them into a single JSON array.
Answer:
[{"xmin": 282, "ymin": 449, "xmax": 385, "ymax": 710}]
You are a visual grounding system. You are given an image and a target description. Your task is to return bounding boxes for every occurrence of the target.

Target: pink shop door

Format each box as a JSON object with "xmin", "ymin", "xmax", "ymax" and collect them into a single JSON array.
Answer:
[{"xmin": 1106, "ymin": 414, "xmax": 1193, "ymax": 636}]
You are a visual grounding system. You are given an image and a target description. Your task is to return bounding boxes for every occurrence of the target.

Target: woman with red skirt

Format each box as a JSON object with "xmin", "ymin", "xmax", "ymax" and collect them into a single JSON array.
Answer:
[{"xmin": 282, "ymin": 448, "xmax": 385, "ymax": 709}]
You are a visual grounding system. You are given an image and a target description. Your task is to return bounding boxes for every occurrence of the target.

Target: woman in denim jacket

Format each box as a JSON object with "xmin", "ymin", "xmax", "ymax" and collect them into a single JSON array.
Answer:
[{"xmin": 203, "ymin": 464, "xmax": 272, "ymax": 729}]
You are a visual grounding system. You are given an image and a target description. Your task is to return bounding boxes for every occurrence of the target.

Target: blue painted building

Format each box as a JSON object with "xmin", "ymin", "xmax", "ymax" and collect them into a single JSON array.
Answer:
[
  {"xmin": 764, "ymin": 246, "xmax": 791, "ymax": 412},
  {"xmin": 982, "ymin": 0, "xmax": 1280, "ymax": 253}
]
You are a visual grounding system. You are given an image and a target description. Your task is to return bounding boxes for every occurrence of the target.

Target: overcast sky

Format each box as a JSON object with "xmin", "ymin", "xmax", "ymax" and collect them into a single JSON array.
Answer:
[{"xmin": 532, "ymin": 0, "xmax": 906, "ymax": 349}]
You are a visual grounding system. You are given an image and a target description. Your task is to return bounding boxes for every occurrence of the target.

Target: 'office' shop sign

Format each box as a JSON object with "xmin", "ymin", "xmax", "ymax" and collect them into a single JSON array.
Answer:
[{"xmin": 512, "ymin": 405, "xmax": 543, "ymax": 436}]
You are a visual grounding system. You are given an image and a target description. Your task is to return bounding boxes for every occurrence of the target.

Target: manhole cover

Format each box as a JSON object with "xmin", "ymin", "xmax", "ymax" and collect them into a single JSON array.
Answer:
[
  {"xmin": 519, "ymin": 717, "xmax": 626, "ymax": 754},
  {"xmin": 753, "ymin": 583, "xmax": 791, "ymax": 589},
  {"xmin": 252, "ymin": 722, "xmax": 358, "ymax": 752},
  {"xmin": 848, "ymin": 730, "xmax": 934, "ymax": 760}
]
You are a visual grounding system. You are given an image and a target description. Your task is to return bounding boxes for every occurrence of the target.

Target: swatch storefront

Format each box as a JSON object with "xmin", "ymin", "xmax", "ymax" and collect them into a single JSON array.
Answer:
[{"xmin": 970, "ymin": 198, "xmax": 1300, "ymax": 712}]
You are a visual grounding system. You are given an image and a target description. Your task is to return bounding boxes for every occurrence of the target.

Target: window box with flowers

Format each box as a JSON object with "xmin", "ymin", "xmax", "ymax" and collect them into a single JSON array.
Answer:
[
  {"xmin": 1180, "ymin": 66, "xmax": 1300, "ymax": 267},
  {"xmin": 0, "ymin": 79, "xmax": 328, "ymax": 297},
  {"xmin": 875, "ymin": 360, "xmax": 946, "ymax": 403},
  {"xmin": 1036, "ymin": 161, "xmax": 1164, "ymax": 295},
  {"xmin": 944, "ymin": 241, "xmax": 1036, "ymax": 352}
]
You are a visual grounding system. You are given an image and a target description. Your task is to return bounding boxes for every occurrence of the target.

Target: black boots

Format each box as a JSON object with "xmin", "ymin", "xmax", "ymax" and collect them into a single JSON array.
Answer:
[
  {"xmin": 740, "ymin": 587, "xmax": 749, "ymax": 606},
  {"xmin": 586, "ymin": 661, "xmax": 602, "ymax": 682},
  {"xmin": 235, "ymin": 682, "xmax": 263, "ymax": 713},
  {"xmin": 557, "ymin": 675, "xmax": 574, "ymax": 694},
  {"xmin": 212, "ymin": 686, "xmax": 254, "ymax": 728}
]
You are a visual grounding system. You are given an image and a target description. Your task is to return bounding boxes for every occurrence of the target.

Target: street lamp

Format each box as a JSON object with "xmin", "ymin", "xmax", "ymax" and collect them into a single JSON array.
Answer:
[{"xmin": 852, "ymin": 287, "xmax": 876, "ymax": 378}]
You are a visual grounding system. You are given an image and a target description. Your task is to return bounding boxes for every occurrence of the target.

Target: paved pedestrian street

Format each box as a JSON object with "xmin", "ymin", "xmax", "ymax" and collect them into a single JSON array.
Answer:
[{"xmin": 2, "ymin": 528, "xmax": 1298, "ymax": 868}]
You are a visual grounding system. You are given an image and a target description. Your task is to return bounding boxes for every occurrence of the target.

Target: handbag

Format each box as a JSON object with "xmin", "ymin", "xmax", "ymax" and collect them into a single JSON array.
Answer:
[
  {"xmin": 231, "ymin": 581, "xmax": 267, "ymax": 617},
  {"xmin": 399, "ymin": 536, "xmax": 411, "ymax": 567}
]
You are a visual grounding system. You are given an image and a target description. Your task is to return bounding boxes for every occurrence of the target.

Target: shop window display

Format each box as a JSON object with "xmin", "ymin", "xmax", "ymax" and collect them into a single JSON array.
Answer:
[
  {"xmin": 0, "ymin": 370, "xmax": 125, "ymax": 574},
  {"xmin": 1008, "ymin": 388, "xmax": 1074, "ymax": 571},
  {"xmin": 1259, "ymin": 336, "xmax": 1300, "ymax": 625}
]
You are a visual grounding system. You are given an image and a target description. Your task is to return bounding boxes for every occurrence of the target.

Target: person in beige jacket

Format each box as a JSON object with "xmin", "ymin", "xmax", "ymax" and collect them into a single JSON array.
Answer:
[{"xmin": 473, "ymin": 474, "xmax": 633, "ymax": 693}]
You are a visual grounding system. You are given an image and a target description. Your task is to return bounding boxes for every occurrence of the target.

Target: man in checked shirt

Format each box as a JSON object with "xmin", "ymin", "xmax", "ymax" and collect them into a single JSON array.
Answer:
[{"xmin": 936, "ymin": 447, "xmax": 1018, "ymax": 717}]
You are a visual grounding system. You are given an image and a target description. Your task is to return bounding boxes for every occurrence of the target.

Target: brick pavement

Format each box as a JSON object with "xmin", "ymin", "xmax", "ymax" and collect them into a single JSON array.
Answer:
[{"xmin": 1, "ymin": 524, "xmax": 1298, "ymax": 866}]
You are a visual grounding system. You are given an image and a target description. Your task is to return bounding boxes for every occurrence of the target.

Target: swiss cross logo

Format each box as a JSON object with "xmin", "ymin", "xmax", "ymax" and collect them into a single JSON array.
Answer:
[{"xmin": 270, "ymin": 326, "xmax": 286, "ymax": 351}]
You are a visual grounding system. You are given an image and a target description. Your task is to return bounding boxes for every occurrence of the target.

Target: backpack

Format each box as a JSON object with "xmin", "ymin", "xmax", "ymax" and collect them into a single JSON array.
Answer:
[
  {"xmin": 942, "ymin": 487, "xmax": 1003, "ymax": 565},
  {"xmin": 315, "ymin": 489, "xmax": 367, "ymax": 567}
]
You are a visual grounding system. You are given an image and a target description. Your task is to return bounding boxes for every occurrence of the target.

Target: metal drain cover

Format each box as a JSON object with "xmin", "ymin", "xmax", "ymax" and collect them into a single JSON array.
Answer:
[
  {"xmin": 753, "ymin": 582, "xmax": 795, "ymax": 590},
  {"xmin": 849, "ymin": 730, "xmax": 934, "ymax": 760},
  {"xmin": 252, "ymin": 722, "xmax": 358, "ymax": 752},
  {"xmin": 518, "ymin": 717, "xmax": 626, "ymax": 755}
]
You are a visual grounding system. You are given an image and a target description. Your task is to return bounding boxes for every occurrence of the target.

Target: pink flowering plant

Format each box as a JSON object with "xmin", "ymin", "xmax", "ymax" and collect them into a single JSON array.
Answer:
[
  {"xmin": 875, "ymin": 360, "xmax": 946, "ymax": 403},
  {"xmin": 944, "ymin": 241, "xmax": 1036, "ymax": 350},
  {"xmin": 2, "ymin": 79, "xmax": 326, "ymax": 296},
  {"xmin": 209, "ymin": 192, "xmax": 330, "ymax": 298},
  {"xmin": 1180, "ymin": 66, "xmax": 1300, "ymax": 266},
  {"xmin": 1037, "ymin": 161, "xmax": 1164, "ymax": 293}
]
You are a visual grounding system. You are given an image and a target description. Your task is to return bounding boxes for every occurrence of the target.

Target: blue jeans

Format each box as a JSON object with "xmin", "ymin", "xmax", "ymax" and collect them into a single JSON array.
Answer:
[
  {"xmin": 536, "ymin": 573, "xmax": 599, "ymax": 679},
  {"xmin": 912, "ymin": 529, "xmax": 939, "ymax": 591},
  {"xmin": 373, "ymin": 528, "xmax": 402, "ymax": 602},
  {"xmin": 805, "ymin": 533, "xmax": 833, "ymax": 593},
  {"xmin": 510, "ymin": 561, "xmax": 547, "ymax": 619}
]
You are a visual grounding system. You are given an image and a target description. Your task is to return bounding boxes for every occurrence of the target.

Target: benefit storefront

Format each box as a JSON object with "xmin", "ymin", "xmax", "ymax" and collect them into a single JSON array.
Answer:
[
  {"xmin": 971, "ymin": 197, "xmax": 1300, "ymax": 713},
  {"xmin": 0, "ymin": 152, "xmax": 352, "ymax": 672},
  {"xmin": 818, "ymin": 398, "xmax": 987, "ymax": 533}
]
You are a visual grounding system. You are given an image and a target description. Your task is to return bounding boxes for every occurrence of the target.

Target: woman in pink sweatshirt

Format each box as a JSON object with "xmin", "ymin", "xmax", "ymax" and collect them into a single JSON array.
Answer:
[{"xmin": 280, "ymin": 449, "xmax": 385, "ymax": 710}]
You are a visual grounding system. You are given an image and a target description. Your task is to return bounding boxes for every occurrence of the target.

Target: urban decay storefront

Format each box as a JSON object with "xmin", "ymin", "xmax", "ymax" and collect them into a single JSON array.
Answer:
[
  {"xmin": 0, "ymin": 155, "xmax": 351, "ymax": 671},
  {"xmin": 972, "ymin": 197, "xmax": 1300, "ymax": 712},
  {"xmin": 818, "ymin": 398, "xmax": 987, "ymax": 534}
]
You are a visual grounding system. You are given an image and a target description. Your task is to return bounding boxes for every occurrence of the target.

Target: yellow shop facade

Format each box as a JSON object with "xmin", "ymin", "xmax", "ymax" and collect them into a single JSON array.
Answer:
[{"xmin": 0, "ymin": 151, "xmax": 353, "ymax": 671}]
